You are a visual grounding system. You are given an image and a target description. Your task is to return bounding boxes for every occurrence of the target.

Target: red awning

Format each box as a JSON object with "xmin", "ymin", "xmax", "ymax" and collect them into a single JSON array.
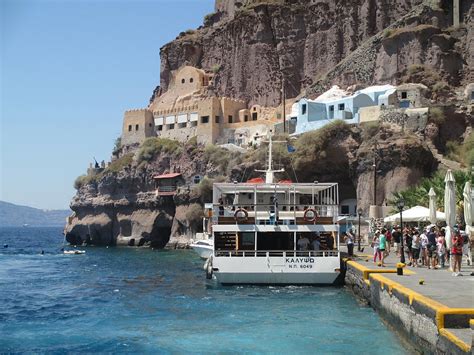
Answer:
[
  {"xmin": 246, "ymin": 177, "xmax": 265, "ymax": 184},
  {"xmin": 278, "ymin": 179, "xmax": 293, "ymax": 184},
  {"xmin": 153, "ymin": 173, "xmax": 182, "ymax": 179}
]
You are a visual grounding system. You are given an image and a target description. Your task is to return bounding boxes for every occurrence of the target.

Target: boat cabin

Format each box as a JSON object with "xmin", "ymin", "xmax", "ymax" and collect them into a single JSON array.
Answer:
[{"xmin": 211, "ymin": 181, "xmax": 340, "ymax": 257}]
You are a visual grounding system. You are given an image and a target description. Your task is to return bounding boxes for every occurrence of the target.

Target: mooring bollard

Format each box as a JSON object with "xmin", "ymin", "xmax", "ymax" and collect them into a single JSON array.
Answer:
[{"xmin": 396, "ymin": 263, "xmax": 405, "ymax": 275}]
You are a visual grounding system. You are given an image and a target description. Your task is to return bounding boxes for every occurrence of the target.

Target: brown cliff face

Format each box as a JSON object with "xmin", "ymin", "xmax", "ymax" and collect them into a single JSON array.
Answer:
[{"xmin": 159, "ymin": 0, "xmax": 473, "ymax": 107}]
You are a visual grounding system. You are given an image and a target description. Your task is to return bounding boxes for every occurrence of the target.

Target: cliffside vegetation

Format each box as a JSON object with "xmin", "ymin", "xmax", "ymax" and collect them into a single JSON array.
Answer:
[{"xmin": 390, "ymin": 170, "xmax": 474, "ymax": 218}]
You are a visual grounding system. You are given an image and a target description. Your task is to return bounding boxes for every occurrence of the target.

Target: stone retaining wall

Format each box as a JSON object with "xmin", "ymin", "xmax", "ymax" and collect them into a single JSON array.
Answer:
[{"xmin": 345, "ymin": 261, "xmax": 471, "ymax": 354}]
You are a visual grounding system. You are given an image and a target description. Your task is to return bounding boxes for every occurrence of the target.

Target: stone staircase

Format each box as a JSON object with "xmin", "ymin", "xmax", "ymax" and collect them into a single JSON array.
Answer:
[{"xmin": 426, "ymin": 140, "xmax": 465, "ymax": 171}]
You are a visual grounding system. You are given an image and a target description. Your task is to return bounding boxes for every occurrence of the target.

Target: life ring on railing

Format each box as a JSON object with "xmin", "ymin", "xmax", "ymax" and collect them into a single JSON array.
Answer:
[
  {"xmin": 303, "ymin": 208, "xmax": 318, "ymax": 223},
  {"xmin": 234, "ymin": 208, "xmax": 248, "ymax": 222}
]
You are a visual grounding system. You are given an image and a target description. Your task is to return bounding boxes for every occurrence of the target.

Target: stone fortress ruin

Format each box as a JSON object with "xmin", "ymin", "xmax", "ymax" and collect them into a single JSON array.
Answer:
[{"xmin": 121, "ymin": 65, "xmax": 282, "ymax": 148}]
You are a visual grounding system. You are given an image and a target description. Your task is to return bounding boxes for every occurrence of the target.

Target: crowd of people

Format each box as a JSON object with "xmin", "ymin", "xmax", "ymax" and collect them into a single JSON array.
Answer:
[{"xmin": 370, "ymin": 225, "xmax": 472, "ymax": 276}]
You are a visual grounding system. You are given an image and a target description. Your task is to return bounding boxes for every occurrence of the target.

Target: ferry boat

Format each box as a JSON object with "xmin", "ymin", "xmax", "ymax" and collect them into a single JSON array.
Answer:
[{"xmin": 205, "ymin": 136, "xmax": 343, "ymax": 285}]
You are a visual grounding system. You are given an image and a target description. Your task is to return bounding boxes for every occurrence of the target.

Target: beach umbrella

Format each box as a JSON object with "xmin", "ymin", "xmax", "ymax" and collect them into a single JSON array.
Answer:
[
  {"xmin": 444, "ymin": 170, "xmax": 456, "ymax": 249},
  {"xmin": 463, "ymin": 181, "xmax": 473, "ymax": 235},
  {"xmin": 428, "ymin": 187, "xmax": 437, "ymax": 224}
]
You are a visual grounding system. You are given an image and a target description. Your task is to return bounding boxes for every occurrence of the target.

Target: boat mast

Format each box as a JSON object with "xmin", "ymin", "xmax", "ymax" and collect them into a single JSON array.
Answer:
[{"xmin": 257, "ymin": 133, "xmax": 285, "ymax": 183}]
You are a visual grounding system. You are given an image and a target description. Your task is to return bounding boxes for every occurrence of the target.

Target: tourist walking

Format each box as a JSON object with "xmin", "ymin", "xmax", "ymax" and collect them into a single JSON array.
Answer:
[
  {"xmin": 379, "ymin": 229, "xmax": 387, "ymax": 267},
  {"xmin": 405, "ymin": 230, "xmax": 413, "ymax": 266},
  {"xmin": 385, "ymin": 228, "xmax": 392, "ymax": 253},
  {"xmin": 420, "ymin": 230, "xmax": 429, "ymax": 267},
  {"xmin": 392, "ymin": 227, "xmax": 401, "ymax": 257},
  {"xmin": 345, "ymin": 230, "xmax": 354, "ymax": 257},
  {"xmin": 451, "ymin": 230, "xmax": 463, "ymax": 276},
  {"xmin": 427, "ymin": 227, "xmax": 438, "ymax": 269},
  {"xmin": 462, "ymin": 231, "xmax": 472, "ymax": 266},
  {"xmin": 437, "ymin": 234, "xmax": 446, "ymax": 268},
  {"xmin": 372, "ymin": 231, "xmax": 381, "ymax": 265},
  {"xmin": 411, "ymin": 232, "xmax": 421, "ymax": 267}
]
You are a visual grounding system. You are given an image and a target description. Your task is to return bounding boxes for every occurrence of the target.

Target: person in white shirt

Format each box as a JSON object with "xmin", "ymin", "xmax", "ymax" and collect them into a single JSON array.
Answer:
[
  {"xmin": 311, "ymin": 237, "xmax": 321, "ymax": 252},
  {"xmin": 297, "ymin": 235, "xmax": 310, "ymax": 251}
]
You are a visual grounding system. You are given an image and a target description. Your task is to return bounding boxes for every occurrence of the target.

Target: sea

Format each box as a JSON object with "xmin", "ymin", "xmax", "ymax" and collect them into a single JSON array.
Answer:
[{"xmin": 0, "ymin": 227, "xmax": 409, "ymax": 354}]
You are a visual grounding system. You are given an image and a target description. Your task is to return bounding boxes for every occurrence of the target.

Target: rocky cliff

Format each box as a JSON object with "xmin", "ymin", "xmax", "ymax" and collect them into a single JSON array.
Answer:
[
  {"xmin": 159, "ymin": 0, "xmax": 473, "ymax": 107},
  {"xmin": 66, "ymin": 0, "xmax": 474, "ymax": 249}
]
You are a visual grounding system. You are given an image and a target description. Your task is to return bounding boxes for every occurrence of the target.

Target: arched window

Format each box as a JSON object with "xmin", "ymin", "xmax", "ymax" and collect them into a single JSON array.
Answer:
[
  {"xmin": 135, "ymin": 124, "xmax": 139, "ymax": 131},
  {"xmin": 190, "ymin": 78, "xmax": 194, "ymax": 83},
  {"xmin": 181, "ymin": 78, "xmax": 185, "ymax": 84}
]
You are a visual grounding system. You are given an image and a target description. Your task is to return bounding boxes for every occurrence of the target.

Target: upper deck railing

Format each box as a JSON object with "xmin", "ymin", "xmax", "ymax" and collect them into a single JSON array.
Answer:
[
  {"xmin": 213, "ymin": 204, "xmax": 338, "ymax": 225},
  {"xmin": 214, "ymin": 250, "xmax": 340, "ymax": 258}
]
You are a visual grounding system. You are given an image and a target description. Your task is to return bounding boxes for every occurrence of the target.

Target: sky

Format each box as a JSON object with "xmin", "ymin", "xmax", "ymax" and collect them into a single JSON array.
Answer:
[{"xmin": 1, "ymin": 0, "xmax": 214, "ymax": 210}]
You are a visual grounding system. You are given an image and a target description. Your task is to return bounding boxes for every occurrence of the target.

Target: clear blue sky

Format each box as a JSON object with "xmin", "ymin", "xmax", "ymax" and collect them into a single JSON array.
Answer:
[{"xmin": 1, "ymin": 0, "xmax": 214, "ymax": 210}]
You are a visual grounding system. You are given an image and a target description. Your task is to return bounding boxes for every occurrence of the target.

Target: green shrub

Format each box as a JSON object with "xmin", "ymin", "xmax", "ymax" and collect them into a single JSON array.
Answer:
[
  {"xmin": 136, "ymin": 137, "xmax": 182, "ymax": 163},
  {"xmin": 74, "ymin": 175, "xmax": 95, "ymax": 190},
  {"xmin": 383, "ymin": 29, "xmax": 393, "ymax": 38},
  {"xmin": 196, "ymin": 176, "xmax": 214, "ymax": 203},
  {"xmin": 432, "ymin": 81, "xmax": 449, "ymax": 93},
  {"xmin": 211, "ymin": 64, "xmax": 221, "ymax": 73},
  {"xmin": 461, "ymin": 132, "xmax": 474, "ymax": 167},
  {"xmin": 185, "ymin": 203, "xmax": 204, "ymax": 227},
  {"xmin": 429, "ymin": 107, "xmax": 445, "ymax": 125},
  {"xmin": 105, "ymin": 153, "xmax": 134, "ymax": 173},
  {"xmin": 361, "ymin": 121, "xmax": 381, "ymax": 141},
  {"xmin": 112, "ymin": 137, "xmax": 121, "ymax": 155}
]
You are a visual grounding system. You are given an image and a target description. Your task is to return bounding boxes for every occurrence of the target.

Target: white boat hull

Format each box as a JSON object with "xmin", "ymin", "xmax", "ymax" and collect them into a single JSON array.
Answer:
[
  {"xmin": 213, "ymin": 255, "xmax": 341, "ymax": 285},
  {"xmin": 190, "ymin": 243, "xmax": 213, "ymax": 259}
]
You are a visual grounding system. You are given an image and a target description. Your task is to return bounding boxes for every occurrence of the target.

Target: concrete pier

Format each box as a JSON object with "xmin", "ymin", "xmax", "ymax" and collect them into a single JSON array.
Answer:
[{"xmin": 344, "ymin": 248, "xmax": 473, "ymax": 354}]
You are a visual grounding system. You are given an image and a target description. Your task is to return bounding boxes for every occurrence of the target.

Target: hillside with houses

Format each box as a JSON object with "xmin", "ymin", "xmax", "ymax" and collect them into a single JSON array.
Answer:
[{"xmin": 66, "ymin": 0, "xmax": 473, "ymax": 248}]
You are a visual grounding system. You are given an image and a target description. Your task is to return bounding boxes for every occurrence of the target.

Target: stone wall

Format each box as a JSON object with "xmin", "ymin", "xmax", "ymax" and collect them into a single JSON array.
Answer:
[{"xmin": 122, "ymin": 109, "xmax": 155, "ymax": 146}]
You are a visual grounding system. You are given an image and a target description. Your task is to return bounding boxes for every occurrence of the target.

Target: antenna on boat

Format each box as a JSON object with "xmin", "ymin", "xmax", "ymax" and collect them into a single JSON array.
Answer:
[{"xmin": 256, "ymin": 132, "xmax": 285, "ymax": 183}]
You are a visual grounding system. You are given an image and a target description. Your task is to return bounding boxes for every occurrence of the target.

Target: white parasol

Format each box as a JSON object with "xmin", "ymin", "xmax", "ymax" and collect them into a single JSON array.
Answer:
[
  {"xmin": 463, "ymin": 181, "xmax": 473, "ymax": 235},
  {"xmin": 429, "ymin": 187, "xmax": 437, "ymax": 224},
  {"xmin": 444, "ymin": 170, "xmax": 456, "ymax": 249}
]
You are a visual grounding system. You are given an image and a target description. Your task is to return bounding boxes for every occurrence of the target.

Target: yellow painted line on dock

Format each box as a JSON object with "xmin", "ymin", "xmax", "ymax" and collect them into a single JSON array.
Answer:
[
  {"xmin": 439, "ymin": 328, "xmax": 471, "ymax": 353},
  {"xmin": 348, "ymin": 259, "xmax": 473, "ymax": 353}
]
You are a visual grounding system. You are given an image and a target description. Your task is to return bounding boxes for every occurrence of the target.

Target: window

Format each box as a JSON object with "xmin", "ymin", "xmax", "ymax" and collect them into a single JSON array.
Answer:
[
  {"xmin": 135, "ymin": 124, "xmax": 139, "ymax": 131},
  {"xmin": 168, "ymin": 124, "xmax": 175, "ymax": 130},
  {"xmin": 149, "ymin": 123, "xmax": 152, "ymax": 127},
  {"xmin": 178, "ymin": 122, "xmax": 187, "ymax": 129},
  {"xmin": 470, "ymin": 91, "xmax": 474, "ymax": 101},
  {"xmin": 128, "ymin": 125, "xmax": 132, "ymax": 132},
  {"xmin": 157, "ymin": 125, "xmax": 163, "ymax": 131},
  {"xmin": 190, "ymin": 121, "xmax": 197, "ymax": 127},
  {"xmin": 341, "ymin": 205, "xmax": 349, "ymax": 215},
  {"xmin": 329, "ymin": 105, "xmax": 334, "ymax": 112},
  {"xmin": 302, "ymin": 104, "xmax": 307, "ymax": 115},
  {"xmin": 181, "ymin": 78, "xmax": 185, "ymax": 84},
  {"xmin": 338, "ymin": 103, "xmax": 345, "ymax": 111},
  {"xmin": 401, "ymin": 91, "xmax": 407, "ymax": 99},
  {"xmin": 190, "ymin": 78, "xmax": 194, "ymax": 83},
  {"xmin": 252, "ymin": 112, "xmax": 258, "ymax": 121},
  {"xmin": 201, "ymin": 116, "xmax": 209, "ymax": 124},
  {"xmin": 228, "ymin": 115, "xmax": 233, "ymax": 123},
  {"xmin": 244, "ymin": 115, "xmax": 248, "ymax": 122},
  {"xmin": 215, "ymin": 116, "xmax": 220, "ymax": 123},
  {"xmin": 193, "ymin": 175, "xmax": 201, "ymax": 184}
]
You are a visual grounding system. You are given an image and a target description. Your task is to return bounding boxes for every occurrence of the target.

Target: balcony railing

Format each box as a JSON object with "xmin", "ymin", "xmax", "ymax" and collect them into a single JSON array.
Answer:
[{"xmin": 213, "ymin": 204, "xmax": 338, "ymax": 225}]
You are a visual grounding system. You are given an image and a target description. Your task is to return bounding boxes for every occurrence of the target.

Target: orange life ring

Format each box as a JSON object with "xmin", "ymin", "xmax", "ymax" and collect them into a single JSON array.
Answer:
[
  {"xmin": 234, "ymin": 208, "xmax": 248, "ymax": 222},
  {"xmin": 304, "ymin": 208, "xmax": 318, "ymax": 222}
]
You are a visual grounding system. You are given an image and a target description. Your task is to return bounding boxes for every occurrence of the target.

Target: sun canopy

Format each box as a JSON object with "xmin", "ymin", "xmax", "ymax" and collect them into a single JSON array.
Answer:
[{"xmin": 384, "ymin": 206, "xmax": 446, "ymax": 223}]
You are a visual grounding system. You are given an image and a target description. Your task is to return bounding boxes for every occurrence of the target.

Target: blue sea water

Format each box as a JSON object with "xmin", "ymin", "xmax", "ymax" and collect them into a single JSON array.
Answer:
[{"xmin": 0, "ymin": 227, "xmax": 409, "ymax": 353}]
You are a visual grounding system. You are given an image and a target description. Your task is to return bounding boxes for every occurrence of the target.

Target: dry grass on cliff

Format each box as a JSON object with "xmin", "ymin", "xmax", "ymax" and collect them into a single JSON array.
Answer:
[{"xmin": 136, "ymin": 137, "xmax": 183, "ymax": 163}]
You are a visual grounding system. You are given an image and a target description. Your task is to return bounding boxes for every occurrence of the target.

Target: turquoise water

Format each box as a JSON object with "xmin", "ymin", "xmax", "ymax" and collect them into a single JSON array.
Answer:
[{"xmin": 0, "ymin": 227, "xmax": 408, "ymax": 353}]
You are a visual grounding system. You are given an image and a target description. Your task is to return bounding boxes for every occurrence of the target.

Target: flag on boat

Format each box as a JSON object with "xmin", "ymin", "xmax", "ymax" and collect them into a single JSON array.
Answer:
[{"xmin": 287, "ymin": 144, "xmax": 296, "ymax": 153}]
